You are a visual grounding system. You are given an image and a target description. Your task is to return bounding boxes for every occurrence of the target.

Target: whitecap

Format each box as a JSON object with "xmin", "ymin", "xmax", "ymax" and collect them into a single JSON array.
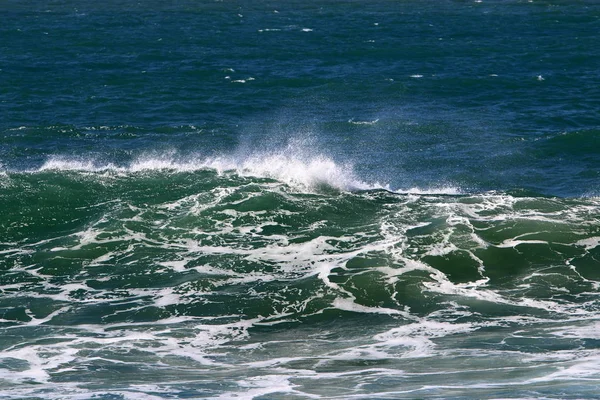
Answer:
[
  {"xmin": 38, "ymin": 158, "xmax": 119, "ymax": 172},
  {"xmin": 332, "ymin": 297, "xmax": 404, "ymax": 316},
  {"xmin": 32, "ymin": 149, "xmax": 464, "ymax": 195},
  {"xmin": 348, "ymin": 118, "xmax": 379, "ymax": 125},
  {"xmin": 392, "ymin": 186, "xmax": 462, "ymax": 195},
  {"xmin": 575, "ymin": 236, "xmax": 600, "ymax": 250}
]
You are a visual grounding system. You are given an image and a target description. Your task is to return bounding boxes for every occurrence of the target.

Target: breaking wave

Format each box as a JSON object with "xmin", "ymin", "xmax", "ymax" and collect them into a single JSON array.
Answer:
[{"xmin": 32, "ymin": 151, "xmax": 460, "ymax": 195}]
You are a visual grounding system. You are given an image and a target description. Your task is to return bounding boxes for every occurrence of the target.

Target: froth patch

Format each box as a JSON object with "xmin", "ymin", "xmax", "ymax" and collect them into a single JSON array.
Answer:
[
  {"xmin": 371, "ymin": 320, "xmax": 477, "ymax": 358},
  {"xmin": 39, "ymin": 158, "xmax": 118, "ymax": 172},
  {"xmin": 35, "ymin": 152, "xmax": 386, "ymax": 192},
  {"xmin": 393, "ymin": 186, "xmax": 462, "ymax": 195},
  {"xmin": 0, "ymin": 166, "xmax": 10, "ymax": 188},
  {"xmin": 33, "ymin": 152, "xmax": 465, "ymax": 195},
  {"xmin": 575, "ymin": 237, "xmax": 600, "ymax": 250},
  {"xmin": 348, "ymin": 118, "xmax": 379, "ymax": 125},
  {"xmin": 203, "ymin": 153, "xmax": 379, "ymax": 192},
  {"xmin": 217, "ymin": 375, "xmax": 297, "ymax": 399},
  {"xmin": 332, "ymin": 297, "xmax": 405, "ymax": 316}
]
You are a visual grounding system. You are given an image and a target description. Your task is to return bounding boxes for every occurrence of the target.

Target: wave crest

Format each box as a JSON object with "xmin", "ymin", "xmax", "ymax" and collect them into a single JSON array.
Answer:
[
  {"xmin": 33, "ymin": 150, "xmax": 460, "ymax": 195},
  {"xmin": 205, "ymin": 153, "xmax": 379, "ymax": 191},
  {"xmin": 36, "ymin": 152, "xmax": 382, "ymax": 192}
]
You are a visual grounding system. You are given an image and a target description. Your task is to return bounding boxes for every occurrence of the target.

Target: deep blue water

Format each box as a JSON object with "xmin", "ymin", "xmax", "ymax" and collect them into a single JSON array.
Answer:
[{"xmin": 1, "ymin": 1, "xmax": 600, "ymax": 398}]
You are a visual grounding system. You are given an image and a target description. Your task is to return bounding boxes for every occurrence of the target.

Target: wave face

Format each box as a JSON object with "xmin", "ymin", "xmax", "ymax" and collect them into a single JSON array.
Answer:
[
  {"xmin": 2, "ymin": 167, "xmax": 600, "ymax": 398},
  {"xmin": 2, "ymin": 0, "xmax": 600, "ymax": 398}
]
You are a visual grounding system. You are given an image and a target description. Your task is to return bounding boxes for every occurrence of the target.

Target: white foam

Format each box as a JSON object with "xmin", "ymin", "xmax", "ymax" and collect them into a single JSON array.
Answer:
[
  {"xmin": 153, "ymin": 288, "xmax": 182, "ymax": 307},
  {"xmin": 317, "ymin": 346, "xmax": 396, "ymax": 368},
  {"xmin": 0, "ymin": 343, "xmax": 80, "ymax": 384},
  {"xmin": 525, "ymin": 353, "xmax": 600, "ymax": 383},
  {"xmin": 209, "ymin": 153, "xmax": 376, "ymax": 191},
  {"xmin": 375, "ymin": 320, "xmax": 477, "ymax": 341},
  {"xmin": 33, "ymin": 150, "xmax": 387, "ymax": 192},
  {"xmin": 393, "ymin": 186, "xmax": 462, "ymax": 195},
  {"xmin": 158, "ymin": 260, "xmax": 188, "ymax": 272},
  {"xmin": 217, "ymin": 375, "xmax": 300, "ymax": 400},
  {"xmin": 369, "ymin": 320, "xmax": 477, "ymax": 358},
  {"xmin": 332, "ymin": 297, "xmax": 404, "ymax": 316},
  {"xmin": 108, "ymin": 391, "xmax": 167, "ymax": 400},
  {"xmin": 548, "ymin": 320, "xmax": 600, "ymax": 340},
  {"xmin": 576, "ymin": 236, "xmax": 600, "ymax": 250},
  {"xmin": 39, "ymin": 158, "xmax": 121, "ymax": 172},
  {"xmin": 348, "ymin": 118, "xmax": 379, "ymax": 125},
  {"xmin": 496, "ymin": 239, "xmax": 549, "ymax": 248},
  {"xmin": 30, "ymin": 148, "xmax": 469, "ymax": 195}
]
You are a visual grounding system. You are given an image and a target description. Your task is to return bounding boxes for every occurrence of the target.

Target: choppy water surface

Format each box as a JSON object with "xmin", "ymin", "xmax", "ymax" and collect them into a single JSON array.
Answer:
[{"xmin": 2, "ymin": 0, "xmax": 600, "ymax": 398}]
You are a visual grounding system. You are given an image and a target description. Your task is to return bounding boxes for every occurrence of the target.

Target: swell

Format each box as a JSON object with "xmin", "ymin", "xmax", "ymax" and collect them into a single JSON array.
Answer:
[
  {"xmin": 2, "ymin": 151, "xmax": 461, "ymax": 195},
  {"xmin": 2, "ymin": 180, "xmax": 599, "ymax": 320},
  {"xmin": 2, "ymin": 173, "xmax": 600, "ymax": 397},
  {"xmin": 538, "ymin": 129, "xmax": 600, "ymax": 158}
]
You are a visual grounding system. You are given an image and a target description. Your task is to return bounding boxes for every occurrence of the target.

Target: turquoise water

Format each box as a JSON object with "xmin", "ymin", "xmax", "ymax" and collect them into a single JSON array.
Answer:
[{"xmin": 2, "ymin": 1, "xmax": 600, "ymax": 398}]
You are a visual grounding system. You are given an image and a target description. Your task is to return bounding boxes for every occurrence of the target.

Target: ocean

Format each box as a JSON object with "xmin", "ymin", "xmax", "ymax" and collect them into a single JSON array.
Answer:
[{"xmin": 1, "ymin": 0, "xmax": 600, "ymax": 398}]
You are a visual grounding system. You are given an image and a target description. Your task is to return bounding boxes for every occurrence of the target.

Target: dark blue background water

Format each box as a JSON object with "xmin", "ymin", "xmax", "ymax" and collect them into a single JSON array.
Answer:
[{"xmin": 2, "ymin": 0, "xmax": 599, "ymax": 196}]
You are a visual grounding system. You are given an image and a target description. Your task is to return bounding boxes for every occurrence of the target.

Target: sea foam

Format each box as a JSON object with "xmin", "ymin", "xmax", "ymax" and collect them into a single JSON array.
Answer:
[
  {"xmin": 35, "ymin": 150, "xmax": 383, "ymax": 192},
  {"xmin": 32, "ymin": 139, "xmax": 464, "ymax": 195}
]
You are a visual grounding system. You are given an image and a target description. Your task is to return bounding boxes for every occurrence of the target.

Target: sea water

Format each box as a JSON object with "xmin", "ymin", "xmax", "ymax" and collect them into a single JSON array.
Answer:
[{"xmin": 1, "ymin": 1, "xmax": 600, "ymax": 398}]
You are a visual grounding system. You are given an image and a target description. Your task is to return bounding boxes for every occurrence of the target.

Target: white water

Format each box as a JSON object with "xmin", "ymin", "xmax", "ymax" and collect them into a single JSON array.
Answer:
[{"xmin": 33, "ymin": 150, "xmax": 460, "ymax": 195}]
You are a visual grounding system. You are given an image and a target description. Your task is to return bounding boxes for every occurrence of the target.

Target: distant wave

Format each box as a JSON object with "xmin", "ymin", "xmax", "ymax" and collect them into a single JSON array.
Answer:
[
  {"xmin": 348, "ymin": 118, "xmax": 379, "ymax": 125},
  {"xmin": 35, "ymin": 152, "xmax": 380, "ymax": 192},
  {"xmin": 30, "ymin": 152, "xmax": 461, "ymax": 195},
  {"xmin": 392, "ymin": 186, "xmax": 462, "ymax": 195}
]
